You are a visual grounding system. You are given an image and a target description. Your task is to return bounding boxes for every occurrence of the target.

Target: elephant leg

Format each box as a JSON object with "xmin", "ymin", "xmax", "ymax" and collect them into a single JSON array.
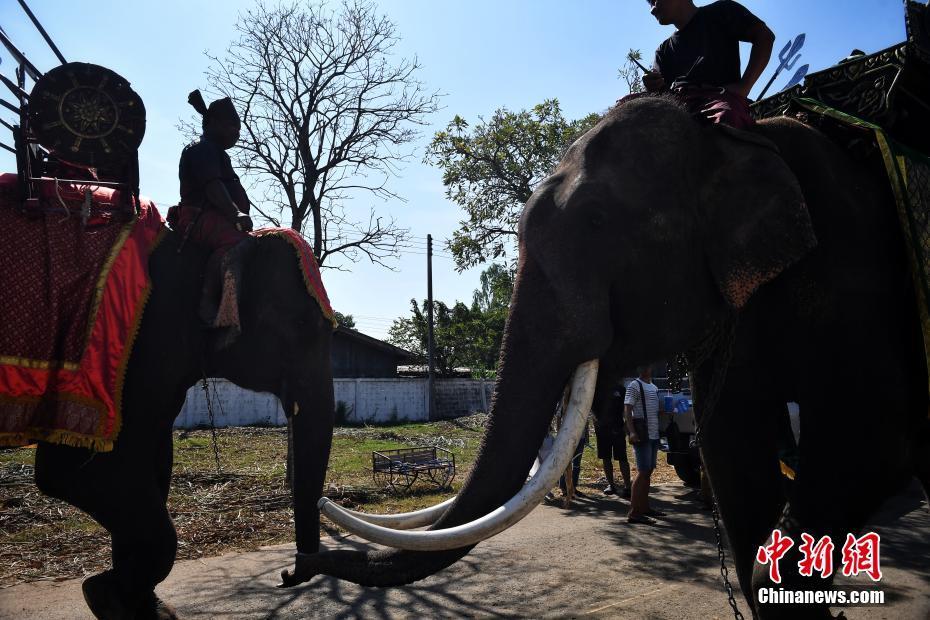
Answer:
[
  {"xmin": 35, "ymin": 435, "xmax": 178, "ymax": 619},
  {"xmin": 751, "ymin": 387, "xmax": 912, "ymax": 619},
  {"xmin": 700, "ymin": 386, "xmax": 785, "ymax": 618},
  {"xmin": 916, "ymin": 420, "xmax": 930, "ymax": 503},
  {"xmin": 80, "ymin": 494, "xmax": 178, "ymax": 620},
  {"xmin": 106, "ymin": 487, "xmax": 178, "ymax": 616},
  {"xmin": 155, "ymin": 425, "xmax": 175, "ymax": 504},
  {"xmin": 919, "ymin": 467, "xmax": 930, "ymax": 504}
]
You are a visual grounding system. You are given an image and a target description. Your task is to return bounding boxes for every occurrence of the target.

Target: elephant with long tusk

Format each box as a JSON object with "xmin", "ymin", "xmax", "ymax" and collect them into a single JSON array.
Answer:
[
  {"xmin": 331, "ymin": 496, "xmax": 458, "ymax": 530},
  {"xmin": 281, "ymin": 94, "xmax": 930, "ymax": 620},
  {"xmin": 309, "ymin": 361, "xmax": 596, "ymax": 552}
]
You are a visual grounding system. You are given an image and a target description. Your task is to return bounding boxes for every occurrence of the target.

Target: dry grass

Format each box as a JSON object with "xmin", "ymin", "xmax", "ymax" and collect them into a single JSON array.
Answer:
[{"xmin": 0, "ymin": 415, "xmax": 677, "ymax": 587}]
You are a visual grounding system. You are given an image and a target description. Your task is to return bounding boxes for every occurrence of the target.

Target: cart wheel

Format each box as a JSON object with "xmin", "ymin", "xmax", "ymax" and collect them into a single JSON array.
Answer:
[
  {"xmin": 674, "ymin": 459, "xmax": 702, "ymax": 488},
  {"xmin": 372, "ymin": 470, "xmax": 390, "ymax": 489},
  {"xmin": 389, "ymin": 470, "xmax": 418, "ymax": 493},
  {"xmin": 428, "ymin": 464, "xmax": 455, "ymax": 490}
]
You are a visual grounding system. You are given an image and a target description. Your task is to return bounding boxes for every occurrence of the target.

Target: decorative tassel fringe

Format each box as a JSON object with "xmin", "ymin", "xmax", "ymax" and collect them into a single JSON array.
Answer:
[{"xmin": 0, "ymin": 429, "xmax": 113, "ymax": 452}]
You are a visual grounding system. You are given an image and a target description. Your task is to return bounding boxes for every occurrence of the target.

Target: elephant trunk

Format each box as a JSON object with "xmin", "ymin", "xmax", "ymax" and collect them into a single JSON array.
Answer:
[{"xmin": 281, "ymin": 256, "xmax": 606, "ymax": 587}]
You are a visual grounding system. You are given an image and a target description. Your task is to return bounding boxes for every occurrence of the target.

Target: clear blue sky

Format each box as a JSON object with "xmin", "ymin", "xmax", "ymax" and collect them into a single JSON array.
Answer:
[{"xmin": 0, "ymin": 0, "xmax": 910, "ymax": 338}]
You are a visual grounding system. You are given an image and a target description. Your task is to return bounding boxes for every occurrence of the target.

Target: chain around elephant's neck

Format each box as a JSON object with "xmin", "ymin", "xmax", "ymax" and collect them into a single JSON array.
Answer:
[{"xmin": 200, "ymin": 375, "xmax": 223, "ymax": 473}]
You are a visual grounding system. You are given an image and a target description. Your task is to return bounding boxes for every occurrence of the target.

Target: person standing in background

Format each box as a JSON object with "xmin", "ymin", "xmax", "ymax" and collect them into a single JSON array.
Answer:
[
  {"xmin": 595, "ymin": 382, "xmax": 632, "ymax": 499},
  {"xmin": 625, "ymin": 365, "xmax": 666, "ymax": 524}
]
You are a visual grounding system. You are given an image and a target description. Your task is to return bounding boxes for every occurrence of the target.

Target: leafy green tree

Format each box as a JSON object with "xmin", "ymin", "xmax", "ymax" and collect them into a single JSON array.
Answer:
[
  {"xmin": 472, "ymin": 263, "xmax": 514, "ymax": 314},
  {"xmin": 618, "ymin": 49, "xmax": 646, "ymax": 95},
  {"xmin": 386, "ymin": 302, "xmax": 425, "ymax": 365},
  {"xmin": 387, "ymin": 263, "xmax": 515, "ymax": 376},
  {"xmin": 468, "ymin": 263, "xmax": 514, "ymax": 374},
  {"xmin": 387, "ymin": 300, "xmax": 474, "ymax": 376},
  {"xmin": 425, "ymin": 100, "xmax": 600, "ymax": 271},
  {"xmin": 334, "ymin": 312, "xmax": 356, "ymax": 329}
]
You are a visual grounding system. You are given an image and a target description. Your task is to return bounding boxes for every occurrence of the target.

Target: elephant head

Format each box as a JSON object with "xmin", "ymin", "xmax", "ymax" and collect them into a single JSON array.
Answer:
[
  {"xmin": 205, "ymin": 235, "xmax": 335, "ymax": 556},
  {"xmin": 282, "ymin": 95, "xmax": 815, "ymax": 585}
]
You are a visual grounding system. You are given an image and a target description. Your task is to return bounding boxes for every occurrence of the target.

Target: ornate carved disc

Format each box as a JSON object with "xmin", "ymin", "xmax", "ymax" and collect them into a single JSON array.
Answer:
[{"xmin": 29, "ymin": 62, "xmax": 146, "ymax": 166}]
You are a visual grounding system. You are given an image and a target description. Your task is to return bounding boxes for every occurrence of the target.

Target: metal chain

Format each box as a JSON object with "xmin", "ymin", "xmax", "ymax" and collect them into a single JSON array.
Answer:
[
  {"xmin": 686, "ymin": 313, "xmax": 744, "ymax": 620},
  {"xmin": 200, "ymin": 376, "xmax": 222, "ymax": 473},
  {"xmin": 711, "ymin": 494, "xmax": 745, "ymax": 620}
]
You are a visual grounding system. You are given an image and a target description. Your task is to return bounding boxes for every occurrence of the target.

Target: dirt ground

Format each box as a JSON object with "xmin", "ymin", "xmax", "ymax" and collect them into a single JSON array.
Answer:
[
  {"xmin": 0, "ymin": 419, "xmax": 677, "ymax": 587},
  {"xmin": 7, "ymin": 422, "xmax": 923, "ymax": 618},
  {"xmin": 1, "ymin": 481, "xmax": 927, "ymax": 619}
]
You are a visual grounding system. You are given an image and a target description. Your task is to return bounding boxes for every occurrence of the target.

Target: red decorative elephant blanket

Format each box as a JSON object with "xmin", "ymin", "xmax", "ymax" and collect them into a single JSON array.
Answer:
[
  {"xmin": 0, "ymin": 173, "xmax": 164, "ymax": 451},
  {"xmin": 252, "ymin": 227, "xmax": 337, "ymax": 328}
]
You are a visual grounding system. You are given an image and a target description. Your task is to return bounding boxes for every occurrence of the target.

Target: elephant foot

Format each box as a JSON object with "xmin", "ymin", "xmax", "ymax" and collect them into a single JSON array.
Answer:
[
  {"xmin": 83, "ymin": 571, "xmax": 129, "ymax": 620},
  {"xmin": 278, "ymin": 552, "xmax": 319, "ymax": 588},
  {"xmin": 140, "ymin": 596, "xmax": 179, "ymax": 620},
  {"xmin": 82, "ymin": 570, "xmax": 178, "ymax": 620}
]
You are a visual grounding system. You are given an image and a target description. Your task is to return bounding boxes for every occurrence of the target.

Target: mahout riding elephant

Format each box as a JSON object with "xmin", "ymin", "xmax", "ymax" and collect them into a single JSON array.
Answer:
[
  {"xmin": 281, "ymin": 95, "xmax": 930, "ymax": 618},
  {"xmin": 33, "ymin": 230, "xmax": 334, "ymax": 619}
]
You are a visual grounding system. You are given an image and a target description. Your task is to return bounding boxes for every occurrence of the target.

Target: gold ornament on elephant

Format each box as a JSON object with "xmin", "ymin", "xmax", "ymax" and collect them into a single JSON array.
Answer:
[{"xmin": 29, "ymin": 62, "xmax": 146, "ymax": 167}]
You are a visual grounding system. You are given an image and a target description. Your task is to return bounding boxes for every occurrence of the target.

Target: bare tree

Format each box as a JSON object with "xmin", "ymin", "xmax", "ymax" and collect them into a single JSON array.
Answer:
[{"xmin": 201, "ymin": 0, "xmax": 440, "ymax": 268}]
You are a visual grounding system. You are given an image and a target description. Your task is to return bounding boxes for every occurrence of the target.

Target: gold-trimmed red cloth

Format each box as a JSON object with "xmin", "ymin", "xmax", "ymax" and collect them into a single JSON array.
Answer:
[
  {"xmin": 252, "ymin": 227, "xmax": 337, "ymax": 328},
  {"xmin": 0, "ymin": 173, "xmax": 164, "ymax": 451}
]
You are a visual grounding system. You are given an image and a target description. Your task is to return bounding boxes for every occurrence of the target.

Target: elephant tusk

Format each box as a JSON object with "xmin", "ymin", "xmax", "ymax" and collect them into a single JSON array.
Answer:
[
  {"xmin": 317, "ymin": 360, "xmax": 598, "ymax": 551},
  {"xmin": 325, "ymin": 496, "xmax": 457, "ymax": 530}
]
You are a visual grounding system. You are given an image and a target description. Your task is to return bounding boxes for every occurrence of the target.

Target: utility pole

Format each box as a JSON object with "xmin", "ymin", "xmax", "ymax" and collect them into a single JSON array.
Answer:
[{"xmin": 426, "ymin": 234, "xmax": 435, "ymax": 420}]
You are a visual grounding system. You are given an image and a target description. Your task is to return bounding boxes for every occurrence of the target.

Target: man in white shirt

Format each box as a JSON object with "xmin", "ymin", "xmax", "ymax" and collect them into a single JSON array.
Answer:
[{"xmin": 624, "ymin": 365, "xmax": 665, "ymax": 524}]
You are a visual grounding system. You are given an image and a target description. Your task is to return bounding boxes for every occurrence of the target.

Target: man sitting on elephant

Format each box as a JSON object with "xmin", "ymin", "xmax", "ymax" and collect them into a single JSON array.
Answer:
[
  {"xmin": 168, "ymin": 90, "xmax": 253, "ymax": 324},
  {"xmin": 642, "ymin": 0, "xmax": 775, "ymax": 128}
]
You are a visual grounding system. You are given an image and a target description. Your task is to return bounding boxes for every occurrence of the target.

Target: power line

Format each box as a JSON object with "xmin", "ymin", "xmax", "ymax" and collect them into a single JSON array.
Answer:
[
  {"xmin": 398, "ymin": 250, "xmax": 455, "ymax": 259},
  {"xmin": 129, "ymin": 210, "xmax": 457, "ymax": 258},
  {"xmin": 351, "ymin": 314, "xmax": 399, "ymax": 320}
]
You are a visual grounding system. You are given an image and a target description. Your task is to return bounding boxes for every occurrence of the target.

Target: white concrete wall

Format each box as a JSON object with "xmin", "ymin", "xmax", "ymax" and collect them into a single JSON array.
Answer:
[
  {"xmin": 174, "ymin": 379, "xmax": 286, "ymax": 428},
  {"xmin": 334, "ymin": 378, "xmax": 428, "ymax": 424},
  {"xmin": 434, "ymin": 379, "xmax": 493, "ymax": 419},
  {"xmin": 174, "ymin": 377, "xmax": 494, "ymax": 428}
]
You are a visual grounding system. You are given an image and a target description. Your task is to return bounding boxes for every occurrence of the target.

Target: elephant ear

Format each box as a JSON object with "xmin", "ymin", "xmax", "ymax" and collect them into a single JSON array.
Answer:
[{"xmin": 698, "ymin": 124, "xmax": 817, "ymax": 309}]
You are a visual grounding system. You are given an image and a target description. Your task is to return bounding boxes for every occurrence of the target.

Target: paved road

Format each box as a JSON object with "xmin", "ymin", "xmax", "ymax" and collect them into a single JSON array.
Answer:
[{"xmin": 1, "ymin": 483, "xmax": 927, "ymax": 619}]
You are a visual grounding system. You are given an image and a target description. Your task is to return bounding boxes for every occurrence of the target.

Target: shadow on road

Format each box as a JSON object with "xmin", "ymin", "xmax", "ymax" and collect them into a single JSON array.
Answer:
[{"xmin": 4, "ymin": 481, "xmax": 926, "ymax": 619}]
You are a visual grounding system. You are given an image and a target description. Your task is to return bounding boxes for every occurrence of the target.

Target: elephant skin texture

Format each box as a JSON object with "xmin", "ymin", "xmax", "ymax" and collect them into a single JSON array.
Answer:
[
  {"xmin": 290, "ymin": 95, "xmax": 930, "ymax": 619},
  {"xmin": 32, "ymin": 232, "xmax": 335, "ymax": 619}
]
